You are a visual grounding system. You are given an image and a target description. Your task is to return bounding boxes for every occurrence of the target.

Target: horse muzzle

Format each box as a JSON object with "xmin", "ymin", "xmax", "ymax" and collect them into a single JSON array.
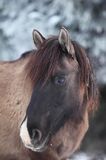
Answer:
[{"xmin": 20, "ymin": 117, "xmax": 50, "ymax": 152}]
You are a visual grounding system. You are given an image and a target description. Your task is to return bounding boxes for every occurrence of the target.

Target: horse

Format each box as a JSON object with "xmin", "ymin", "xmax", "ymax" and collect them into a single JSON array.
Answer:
[{"xmin": 0, "ymin": 27, "xmax": 98, "ymax": 160}]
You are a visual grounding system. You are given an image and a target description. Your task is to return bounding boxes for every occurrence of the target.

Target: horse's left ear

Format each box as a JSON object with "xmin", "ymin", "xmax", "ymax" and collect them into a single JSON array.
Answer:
[
  {"xmin": 58, "ymin": 27, "xmax": 75, "ymax": 56},
  {"xmin": 32, "ymin": 29, "xmax": 45, "ymax": 49}
]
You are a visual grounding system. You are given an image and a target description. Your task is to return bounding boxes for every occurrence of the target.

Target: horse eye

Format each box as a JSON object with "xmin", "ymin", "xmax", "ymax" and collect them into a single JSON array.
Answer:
[{"xmin": 53, "ymin": 75, "xmax": 66, "ymax": 86}]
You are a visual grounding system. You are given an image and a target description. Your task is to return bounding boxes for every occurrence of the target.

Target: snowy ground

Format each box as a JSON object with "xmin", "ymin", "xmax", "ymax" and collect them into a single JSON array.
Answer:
[{"xmin": 71, "ymin": 152, "xmax": 106, "ymax": 160}]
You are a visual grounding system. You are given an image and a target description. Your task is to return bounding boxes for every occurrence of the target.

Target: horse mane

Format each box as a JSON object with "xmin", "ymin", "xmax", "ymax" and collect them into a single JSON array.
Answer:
[
  {"xmin": 72, "ymin": 41, "xmax": 99, "ymax": 112},
  {"xmin": 26, "ymin": 36, "xmax": 63, "ymax": 84},
  {"xmin": 25, "ymin": 36, "xmax": 99, "ymax": 112}
]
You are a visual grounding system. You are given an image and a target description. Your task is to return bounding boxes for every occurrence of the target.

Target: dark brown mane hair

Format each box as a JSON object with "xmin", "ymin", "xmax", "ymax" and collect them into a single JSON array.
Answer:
[
  {"xmin": 26, "ymin": 36, "xmax": 99, "ymax": 112},
  {"xmin": 72, "ymin": 41, "xmax": 99, "ymax": 112},
  {"xmin": 27, "ymin": 36, "xmax": 62, "ymax": 84}
]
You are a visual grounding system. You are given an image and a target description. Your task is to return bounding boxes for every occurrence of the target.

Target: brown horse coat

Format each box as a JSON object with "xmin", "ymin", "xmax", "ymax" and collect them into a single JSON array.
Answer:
[{"xmin": 0, "ymin": 57, "xmax": 33, "ymax": 159}]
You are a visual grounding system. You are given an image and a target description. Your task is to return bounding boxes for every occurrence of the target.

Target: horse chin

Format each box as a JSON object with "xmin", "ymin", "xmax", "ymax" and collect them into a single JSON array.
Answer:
[
  {"xmin": 24, "ymin": 143, "xmax": 47, "ymax": 153},
  {"xmin": 27, "ymin": 137, "xmax": 50, "ymax": 152}
]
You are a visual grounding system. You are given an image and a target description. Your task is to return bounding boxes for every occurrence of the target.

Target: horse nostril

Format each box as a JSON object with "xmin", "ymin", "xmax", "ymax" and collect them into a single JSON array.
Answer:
[{"xmin": 32, "ymin": 129, "xmax": 42, "ymax": 142}]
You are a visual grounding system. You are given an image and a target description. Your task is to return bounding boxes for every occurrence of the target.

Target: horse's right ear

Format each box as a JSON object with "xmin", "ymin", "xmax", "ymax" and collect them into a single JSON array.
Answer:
[{"xmin": 32, "ymin": 29, "xmax": 45, "ymax": 49}]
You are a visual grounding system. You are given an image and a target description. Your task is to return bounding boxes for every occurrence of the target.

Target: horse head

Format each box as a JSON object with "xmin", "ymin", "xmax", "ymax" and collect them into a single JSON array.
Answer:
[{"xmin": 20, "ymin": 27, "xmax": 98, "ymax": 159}]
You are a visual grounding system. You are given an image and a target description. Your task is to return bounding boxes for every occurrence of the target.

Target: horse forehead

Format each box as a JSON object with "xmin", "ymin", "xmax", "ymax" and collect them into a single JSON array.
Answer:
[{"xmin": 57, "ymin": 57, "xmax": 78, "ymax": 72}]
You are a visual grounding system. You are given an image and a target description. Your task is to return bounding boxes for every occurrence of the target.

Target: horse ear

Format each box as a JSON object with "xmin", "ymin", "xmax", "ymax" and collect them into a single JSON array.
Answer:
[
  {"xmin": 32, "ymin": 29, "xmax": 45, "ymax": 49},
  {"xmin": 58, "ymin": 27, "xmax": 75, "ymax": 56}
]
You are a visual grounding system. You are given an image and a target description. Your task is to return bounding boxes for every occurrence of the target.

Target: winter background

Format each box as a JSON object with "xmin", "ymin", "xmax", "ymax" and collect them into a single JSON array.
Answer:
[{"xmin": 0, "ymin": 0, "xmax": 106, "ymax": 159}]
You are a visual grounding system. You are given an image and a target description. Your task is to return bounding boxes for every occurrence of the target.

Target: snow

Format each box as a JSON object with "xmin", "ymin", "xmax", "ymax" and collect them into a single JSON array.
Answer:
[{"xmin": 0, "ymin": 0, "xmax": 106, "ymax": 84}]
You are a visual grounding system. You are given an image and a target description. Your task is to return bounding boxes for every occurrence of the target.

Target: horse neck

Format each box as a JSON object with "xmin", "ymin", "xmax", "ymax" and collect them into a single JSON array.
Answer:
[{"xmin": 0, "ymin": 54, "xmax": 34, "ymax": 130}]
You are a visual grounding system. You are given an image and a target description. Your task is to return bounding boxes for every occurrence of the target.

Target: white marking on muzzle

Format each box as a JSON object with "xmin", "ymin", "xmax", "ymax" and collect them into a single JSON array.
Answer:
[{"xmin": 20, "ymin": 118, "xmax": 32, "ymax": 147}]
